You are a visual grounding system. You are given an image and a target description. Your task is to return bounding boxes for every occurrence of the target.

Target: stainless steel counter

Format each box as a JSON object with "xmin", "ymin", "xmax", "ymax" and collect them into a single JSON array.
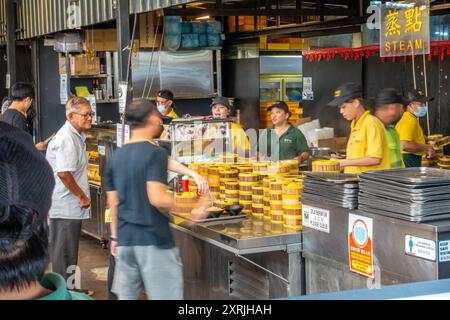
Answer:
[{"xmin": 170, "ymin": 216, "xmax": 304, "ymax": 300}]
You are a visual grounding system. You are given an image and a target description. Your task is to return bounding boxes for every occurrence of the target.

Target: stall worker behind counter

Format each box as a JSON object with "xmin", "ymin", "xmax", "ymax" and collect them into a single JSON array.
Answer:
[
  {"xmin": 156, "ymin": 89, "xmax": 178, "ymax": 119},
  {"xmin": 210, "ymin": 96, "xmax": 250, "ymax": 157},
  {"xmin": 373, "ymin": 88, "xmax": 405, "ymax": 169},
  {"xmin": 258, "ymin": 101, "xmax": 309, "ymax": 162},
  {"xmin": 395, "ymin": 89, "xmax": 435, "ymax": 167},
  {"xmin": 327, "ymin": 83, "xmax": 391, "ymax": 174}
]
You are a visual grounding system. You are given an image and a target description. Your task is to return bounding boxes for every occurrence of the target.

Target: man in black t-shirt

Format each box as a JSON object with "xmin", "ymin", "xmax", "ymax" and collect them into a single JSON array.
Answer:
[
  {"xmin": 105, "ymin": 99, "xmax": 207, "ymax": 300},
  {"xmin": 0, "ymin": 82, "xmax": 47, "ymax": 151}
]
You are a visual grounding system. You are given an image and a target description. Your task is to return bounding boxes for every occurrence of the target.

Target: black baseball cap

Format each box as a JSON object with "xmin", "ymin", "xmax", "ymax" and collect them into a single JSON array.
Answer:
[
  {"xmin": 404, "ymin": 89, "xmax": 433, "ymax": 104},
  {"xmin": 376, "ymin": 88, "xmax": 406, "ymax": 107},
  {"xmin": 157, "ymin": 89, "xmax": 174, "ymax": 101},
  {"xmin": 327, "ymin": 83, "xmax": 363, "ymax": 107},
  {"xmin": 267, "ymin": 101, "xmax": 290, "ymax": 113},
  {"xmin": 210, "ymin": 96, "xmax": 231, "ymax": 109}
]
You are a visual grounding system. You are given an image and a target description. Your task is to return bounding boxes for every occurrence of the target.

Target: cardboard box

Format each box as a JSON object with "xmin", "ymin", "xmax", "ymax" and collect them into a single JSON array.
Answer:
[
  {"xmin": 139, "ymin": 12, "xmax": 161, "ymax": 48},
  {"xmin": 267, "ymin": 43, "xmax": 290, "ymax": 50},
  {"xmin": 318, "ymin": 137, "xmax": 348, "ymax": 151},
  {"xmin": 84, "ymin": 29, "xmax": 117, "ymax": 52},
  {"xmin": 70, "ymin": 55, "xmax": 100, "ymax": 76}
]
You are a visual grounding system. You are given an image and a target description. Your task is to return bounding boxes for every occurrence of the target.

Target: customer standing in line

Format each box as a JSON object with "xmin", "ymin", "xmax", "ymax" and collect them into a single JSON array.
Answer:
[
  {"xmin": 105, "ymin": 99, "xmax": 208, "ymax": 300},
  {"xmin": 45, "ymin": 96, "xmax": 94, "ymax": 296},
  {"xmin": 0, "ymin": 82, "xmax": 47, "ymax": 151}
]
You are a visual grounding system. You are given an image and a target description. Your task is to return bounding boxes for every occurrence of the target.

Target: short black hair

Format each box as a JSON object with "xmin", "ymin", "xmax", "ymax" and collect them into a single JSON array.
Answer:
[
  {"xmin": 125, "ymin": 98, "xmax": 160, "ymax": 129},
  {"xmin": 10, "ymin": 82, "xmax": 35, "ymax": 102},
  {"xmin": 0, "ymin": 205, "xmax": 49, "ymax": 293}
]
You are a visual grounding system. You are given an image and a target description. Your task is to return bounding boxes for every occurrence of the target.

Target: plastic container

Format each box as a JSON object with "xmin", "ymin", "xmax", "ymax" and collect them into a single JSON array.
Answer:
[
  {"xmin": 206, "ymin": 21, "xmax": 222, "ymax": 34},
  {"xmin": 181, "ymin": 34, "xmax": 199, "ymax": 48},
  {"xmin": 207, "ymin": 33, "xmax": 222, "ymax": 47},
  {"xmin": 181, "ymin": 22, "xmax": 193, "ymax": 34},
  {"xmin": 192, "ymin": 22, "xmax": 207, "ymax": 34}
]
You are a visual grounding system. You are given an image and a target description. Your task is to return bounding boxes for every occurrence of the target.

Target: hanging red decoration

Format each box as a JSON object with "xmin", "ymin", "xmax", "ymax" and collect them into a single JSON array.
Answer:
[{"xmin": 303, "ymin": 40, "xmax": 450, "ymax": 63}]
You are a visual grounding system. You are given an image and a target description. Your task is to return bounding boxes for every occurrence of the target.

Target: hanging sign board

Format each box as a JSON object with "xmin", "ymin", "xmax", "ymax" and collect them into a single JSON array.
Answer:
[
  {"xmin": 60, "ymin": 74, "xmax": 69, "ymax": 105},
  {"xmin": 118, "ymin": 81, "xmax": 128, "ymax": 114},
  {"xmin": 348, "ymin": 214, "xmax": 374, "ymax": 278},
  {"xmin": 380, "ymin": 0, "xmax": 430, "ymax": 57},
  {"xmin": 86, "ymin": 95, "xmax": 97, "ymax": 125}
]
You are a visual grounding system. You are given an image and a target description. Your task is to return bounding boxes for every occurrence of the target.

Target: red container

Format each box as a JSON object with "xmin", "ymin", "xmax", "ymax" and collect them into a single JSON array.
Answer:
[{"xmin": 182, "ymin": 175, "xmax": 189, "ymax": 193}]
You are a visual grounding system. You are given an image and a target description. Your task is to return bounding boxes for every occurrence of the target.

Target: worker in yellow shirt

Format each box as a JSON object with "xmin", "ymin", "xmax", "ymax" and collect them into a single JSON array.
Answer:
[
  {"xmin": 327, "ymin": 83, "xmax": 391, "ymax": 174},
  {"xmin": 210, "ymin": 96, "xmax": 250, "ymax": 158},
  {"xmin": 395, "ymin": 90, "xmax": 435, "ymax": 167},
  {"xmin": 156, "ymin": 89, "xmax": 179, "ymax": 119}
]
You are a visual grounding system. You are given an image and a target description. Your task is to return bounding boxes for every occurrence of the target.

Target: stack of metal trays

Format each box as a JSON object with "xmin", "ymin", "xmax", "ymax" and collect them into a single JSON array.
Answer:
[
  {"xmin": 301, "ymin": 172, "xmax": 360, "ymax": 209},
  {"xmin": 359, "ymin": 168, "xmax": 450, "ymax": 222}
]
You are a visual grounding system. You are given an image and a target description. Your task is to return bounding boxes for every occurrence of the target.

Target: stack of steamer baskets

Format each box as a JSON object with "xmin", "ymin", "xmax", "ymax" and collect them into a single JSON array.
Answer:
[{"xmin": 183, "ymin": 158, "xmax": 304, "ymax": 233}]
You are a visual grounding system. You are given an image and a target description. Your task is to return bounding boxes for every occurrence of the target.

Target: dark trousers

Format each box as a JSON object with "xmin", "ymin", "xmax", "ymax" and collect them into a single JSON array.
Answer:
[
  {"xmin": 106, "ymin": 223, "xmax": 118, "ymax": 300},
  {"xmin": 50, "ymin": 218, "xmax": 82, "ymax": 281},
  {"xmin": 403, "ymin": 153, "xmax": 422, "ymax": 167}
]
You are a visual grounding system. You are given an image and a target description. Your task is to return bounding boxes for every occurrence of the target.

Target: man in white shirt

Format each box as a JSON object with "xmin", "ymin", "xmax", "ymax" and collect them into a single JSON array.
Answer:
[{"xmin": 46, "ymin": 97, "xmax": 93, "ymax": 294}]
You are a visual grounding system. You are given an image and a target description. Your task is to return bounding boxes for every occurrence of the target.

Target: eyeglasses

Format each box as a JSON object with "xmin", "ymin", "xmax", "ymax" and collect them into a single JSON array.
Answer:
[{"xmin": 74, "ymin": 112, "xmax": 95, "ymax": 119}]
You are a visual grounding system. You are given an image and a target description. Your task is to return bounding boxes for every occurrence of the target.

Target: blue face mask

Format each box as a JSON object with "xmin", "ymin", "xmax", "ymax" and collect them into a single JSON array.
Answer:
[
  {"xmin": 157, "ymin": 104, "xmax": 167, "ymax": 114},
  {"xmin": 414, "ymin": 106, "xmax": 427, "ymax": 118}
]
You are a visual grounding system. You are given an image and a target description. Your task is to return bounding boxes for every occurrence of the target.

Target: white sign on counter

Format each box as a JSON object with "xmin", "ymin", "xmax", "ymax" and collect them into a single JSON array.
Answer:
[
  {"xmin": 302, "ymin": 205, "xmax": 330, "ymax": 233},
  {"xmin": 405, "ymin": 235, "xmax": 436, "ymax": 261}
]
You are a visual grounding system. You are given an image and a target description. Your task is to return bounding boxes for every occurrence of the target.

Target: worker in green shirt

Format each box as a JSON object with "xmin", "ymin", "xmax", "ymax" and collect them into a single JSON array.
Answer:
[
  {"xmin": 259, "ymin": 101, "xmax": 309, "ymax": 162},
  {"xmin": 373, "ymin": 88, "xmax": 405, "ymax": 169}
]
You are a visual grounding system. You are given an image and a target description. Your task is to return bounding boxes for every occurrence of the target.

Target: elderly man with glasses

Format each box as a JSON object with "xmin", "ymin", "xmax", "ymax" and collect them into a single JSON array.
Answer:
[{"xmin": 45, "ymin": 96, "xmax": 94, "ymax": 296}]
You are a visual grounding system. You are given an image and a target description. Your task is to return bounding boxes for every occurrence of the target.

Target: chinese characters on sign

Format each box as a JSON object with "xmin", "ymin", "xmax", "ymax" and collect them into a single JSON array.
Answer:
[{"xmin": 380, "ymin": 1, "xmax": 430, "ymax": 57}]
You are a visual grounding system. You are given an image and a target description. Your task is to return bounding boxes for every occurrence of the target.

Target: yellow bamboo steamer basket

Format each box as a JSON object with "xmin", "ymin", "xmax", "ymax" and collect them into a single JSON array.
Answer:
[
  {"xmin": 235, "ymin": 166, "xmax": 254, "ymax": 174},
  {"xmin": 282, "ymin": 182, "xmax": 302, "ymax": 195},
  {"xmin": 253, "ymin": 162, "xmax": 270, "ymax": 175},
  {"xmin": 188, "ymin": 162, "xmax": 200, "ymax": 172},
  {"xmin": 239, "ymin": 194, "xmax": 253, "ymax": 202},
  {"xmin": 242, "ymin": 210, "xmax": 252, "ymax": 215},
  {"xmin": 270, "ymin": 210, "xmax": 284, "ymax": 222},
  {"xmin": 208, "ymin": 175, "xmax": 220, "ymax": 187},
  {"xmin": 208, "ymin": 166, "xmax": 220, "ymax": 176},
  {"xmin": 312, "ymin": 160, "xmax": 340, "ymax": 172},
  {"xmin": 283, "ymin": 198, "xmax": 301, "ymax": 208},
  {"xmin": 270, "ymin": 200, "xmax": 284, "ymax": 211},
  {"xmin": 198, "ymin": 164, "xmax": 209, "ymax": 177},
  {"xmin": 284, "ymin": 214, "xmax": 302, "ymax": 226},
  {"xmin": 269, "ymin": 193, "xmax": 283, "ymax": 201},
  {"xmin": 239, "ymin": 173, "xmax": 260, "ymax": 183},
  {"xmin": 220, "ymin": 154, "xmax": 239, "ymax": 163},
  {"xmin": 284, "ymin": 207, "xmax": 302, "ymax": 216},
  {"xmin": 271, "ymin": 223, "xmax": 284, "ymax": 234},
  {"xmin": 252, "ymin": 196, "xmax": 264, "ymax": 206},
  {"xmin": 252, "ymin": 186, "xmax": 264, "ymax": 196},
  {"xmin": 219, "ymin": 169, "xmax": 239, "ymax": 179},
  {"xmin": 225, "ymin": 181, "xmax": 239, "ymax": 191}
]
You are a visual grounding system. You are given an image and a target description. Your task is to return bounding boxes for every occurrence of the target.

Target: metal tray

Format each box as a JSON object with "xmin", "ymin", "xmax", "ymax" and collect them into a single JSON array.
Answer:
[
  {"xmin": 358, "ymin": 194, "xmax": 450, "ymax": 216},
  {"xmin": 303, "ymin": 186, "xmax": 359, "ymax": 196},
  {"xmin": 302, "ymin": 193, "xmax": 358, "ymax": 209},
  {"xmin": 303, "ymin": 172, "xmax": 359, "ymax": 184},
  {"xmin": 359, "ymin": 178, "xmax": 450, "ymax": 195},
  {"xmin": 359, "ymin": 185, "xmax": 450, "ymax": 203},
  {"xmin": 304, "ymin": 179, "xmax": 359, "ymax": 189},
  {"xmin": 362, "ymin": 168, "xmax": 450, "ymax": 185},
  {"xmin": 358, "ymin": 204, "xmax": 450, "ymax": 223},
  {"xmin": 171, "ymin": 211, "xmax": 247, "ymax": 224},
  {"xmin": 360, "ymin": 175, "xmax": 450, "ymax": 190}
]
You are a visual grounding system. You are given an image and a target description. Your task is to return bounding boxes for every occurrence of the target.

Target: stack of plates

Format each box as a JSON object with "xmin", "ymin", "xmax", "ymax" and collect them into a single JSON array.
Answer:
[
  {"xmin": 359, "ymin": 168, "xmax": 450, "ymax": 222},
  {"xmin": 301, "ymin": 172, "xmax": 359, "ymax": 209}
]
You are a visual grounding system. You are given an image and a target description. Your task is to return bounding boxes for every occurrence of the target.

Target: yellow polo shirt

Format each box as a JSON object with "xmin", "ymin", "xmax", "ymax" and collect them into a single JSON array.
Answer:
[
  {"xmin": 395, "ymin": 111, "xmax": 425, "ymax": 156},
  {"xmin": 345, "ymin": 111, "xmax": 391, "ymax": 174},
  {"xmin": 231, "ymin": 122, "xmax": 250, "ymax": 153},
  {"xmin": 166, "ymin": 109, "xmax": 179, "ymax": 119}
]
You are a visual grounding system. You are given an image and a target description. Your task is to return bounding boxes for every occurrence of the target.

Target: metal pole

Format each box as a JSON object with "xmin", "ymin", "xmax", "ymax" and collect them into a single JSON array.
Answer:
[
  {"xmin": 6, "ymin": 0, "xmax": 17, "ymax": 93},
  {"xmin": 423, "ymin": 53, "xmax": 431, "ymax": 135}
]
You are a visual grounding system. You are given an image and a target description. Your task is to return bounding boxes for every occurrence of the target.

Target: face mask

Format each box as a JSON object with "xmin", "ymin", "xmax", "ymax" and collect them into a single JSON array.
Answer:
[
  {"xmin": 157, "ymin": 104, "xmax": 167, "ymax": 114},
  {"xmin": 414, "ymin": 106, "xmax": 427, "ymax": 118}
]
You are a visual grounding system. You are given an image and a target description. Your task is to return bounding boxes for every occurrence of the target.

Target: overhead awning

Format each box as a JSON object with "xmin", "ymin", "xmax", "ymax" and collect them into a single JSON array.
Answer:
[{"xmin": 0, "ymin": 0, "xmax": 196, "ymax": 45}]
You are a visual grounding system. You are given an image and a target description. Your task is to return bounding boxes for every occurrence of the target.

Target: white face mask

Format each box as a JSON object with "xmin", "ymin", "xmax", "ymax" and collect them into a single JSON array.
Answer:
[{"xmin": 157, "ymin": 104, "xmax": 167, "ymax": 114}]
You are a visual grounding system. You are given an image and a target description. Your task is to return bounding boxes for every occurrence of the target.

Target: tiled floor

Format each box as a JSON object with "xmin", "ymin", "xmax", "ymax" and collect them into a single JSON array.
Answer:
[{"xmin": 78, "ymin": 235, "xmax": 110, "ymax": 300}]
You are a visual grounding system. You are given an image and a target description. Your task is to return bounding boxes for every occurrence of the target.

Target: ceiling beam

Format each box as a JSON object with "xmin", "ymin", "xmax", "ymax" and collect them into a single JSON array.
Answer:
[{"xmin": 163, "ymin": 7, "xmax": 354, "ymax": 17}]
